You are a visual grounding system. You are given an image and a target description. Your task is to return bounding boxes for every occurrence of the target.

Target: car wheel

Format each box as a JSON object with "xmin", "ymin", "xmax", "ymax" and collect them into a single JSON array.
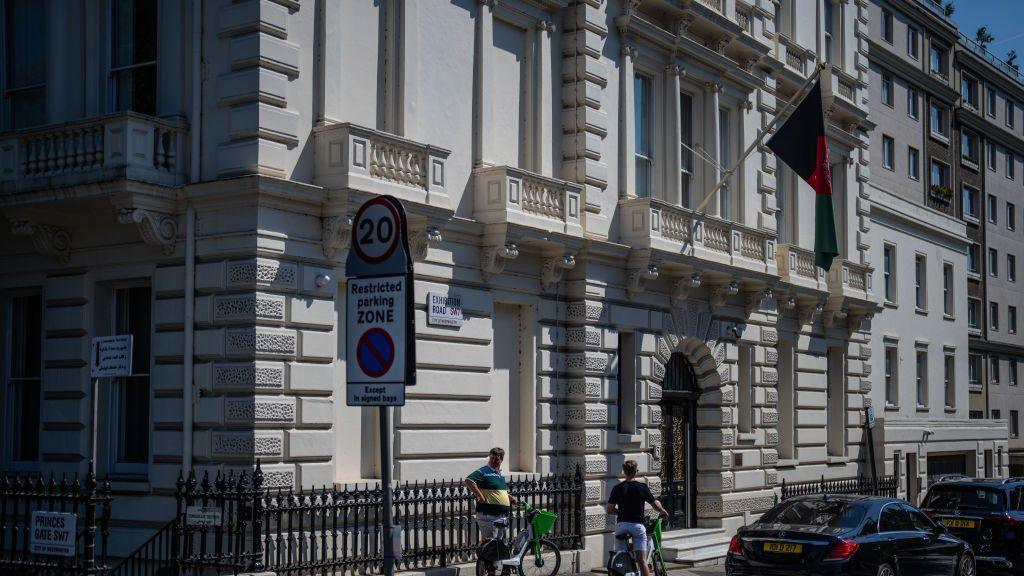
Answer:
[
  {"xmin": 877, "ymin": 562, "xmax": 896, "ymax": 576},
  {"xmin": 957, "ymin": 554, "xmax": 976, "ymax": 576}
]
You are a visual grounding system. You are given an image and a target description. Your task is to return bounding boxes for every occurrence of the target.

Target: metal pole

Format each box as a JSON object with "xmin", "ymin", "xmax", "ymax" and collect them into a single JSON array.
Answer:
[
  {"xmin": 381, "ymin": 406, "xmax": 395, "ymax": 576},
  {"xmin": 865, "ymin": 407, "xmax": 878, "ymax": 485},
  {"xmin": 91, "ymin": 378, "xmax": 99, "ymax": 476},
  {"xmin": 692, "ymin": 62, "xmax": 829, "ymax": 215}
]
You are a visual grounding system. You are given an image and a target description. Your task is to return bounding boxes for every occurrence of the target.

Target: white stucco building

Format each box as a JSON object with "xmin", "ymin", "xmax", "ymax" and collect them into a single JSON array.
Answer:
[{"xmin": 1, "ymin": 0, "xmax": 891, "ymax": 567}]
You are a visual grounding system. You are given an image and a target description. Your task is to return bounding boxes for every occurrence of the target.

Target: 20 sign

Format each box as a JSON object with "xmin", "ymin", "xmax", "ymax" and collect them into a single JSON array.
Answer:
[{"xmin": 353, "ymin": 198, "xmax": 402, "ymax": 264}]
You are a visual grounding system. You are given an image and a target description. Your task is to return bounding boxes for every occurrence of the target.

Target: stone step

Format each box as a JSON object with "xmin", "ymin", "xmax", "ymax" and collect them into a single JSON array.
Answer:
[
  {"xmin": 668, "ymin": 544, "xmax": 729, "ymax": 567},
  {"xmin": 661, "ymin": 530, "xmax": 731, "ymax": 567},
  {"xmin": 659, "ymin": 527, "xmax": 727, "ymax": 548}
]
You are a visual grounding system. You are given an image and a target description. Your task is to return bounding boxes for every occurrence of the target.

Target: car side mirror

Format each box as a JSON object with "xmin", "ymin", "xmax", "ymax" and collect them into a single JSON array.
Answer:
[{"xmin": 933, "ymin": 523, "xmax": 947, "ymax": 534}]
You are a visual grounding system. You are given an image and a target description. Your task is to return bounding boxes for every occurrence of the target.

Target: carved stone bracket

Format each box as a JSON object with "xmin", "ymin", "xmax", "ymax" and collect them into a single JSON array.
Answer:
[
  {"xmin": 709, "ymin": 280, "xmax": 739, "ymax": 312},
  {"xmin": 670, "ymin": 272, "xmax": 702, "ymax": 305},
  {"xmin": 798, "ymin": 299, "xmax": 825, "ymax": 325},
  {"xmin": 745, "ymin": 288, "xmax": 774, "ymax": 316},
  {"xmin": 823, "ymin": 306, "xmax": 848, "ymax": 328},
  {"xmin": 322, "ymin": 213, "xmax": 354, "ymax": 258},
  {"xmin": 541, "ymin": 253, "xmax": 576, "ymax": 291},
  {"xmin": 627, "ymin": 264, "xmax": 659, "ymax": 299},
  {"xmin": 117, "ymin": 207, "xmax": 178, "ymax": 255},
  {"xmin": 410, "ymin": 225, "xmax": 443, "ymax": 263},
  {"xmin": 10, "ymin": 220, "xmax": 72, "ymax": 264},
  {"xmin": 481, "ymin": 243, "xmax": 519, "ymax": 282}
]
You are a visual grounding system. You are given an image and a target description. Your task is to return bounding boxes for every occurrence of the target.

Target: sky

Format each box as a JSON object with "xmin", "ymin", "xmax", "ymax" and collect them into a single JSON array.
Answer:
[{"xmin": 948, "ymin": 0, "xmax": 1024, "ymax": 68}]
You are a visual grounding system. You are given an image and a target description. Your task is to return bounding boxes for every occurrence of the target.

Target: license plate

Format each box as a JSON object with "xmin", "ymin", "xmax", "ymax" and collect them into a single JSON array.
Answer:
[
  {"xmin": 763, "ymin": 542, "xmax": 803, "ymax": 554},
  {"xmin": 938, "ymin": 518, "xmax": 976, "ymax": 529}
]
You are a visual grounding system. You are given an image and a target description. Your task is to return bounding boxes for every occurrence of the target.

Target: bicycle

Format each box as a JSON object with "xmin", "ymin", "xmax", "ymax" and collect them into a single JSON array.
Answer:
[
  {"xmin": 606, "ymin": 516, "xmax": 668, "ymax": 576},
  {"xmin": 475, "ymin": 503, "xmax": 562, "ymax": 576}
]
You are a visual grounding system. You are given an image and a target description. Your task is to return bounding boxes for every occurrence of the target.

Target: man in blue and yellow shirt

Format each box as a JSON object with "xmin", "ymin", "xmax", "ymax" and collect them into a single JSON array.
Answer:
[{"xmin": 465, "ymin": 447, "xmax": 519, "ymax": 541}]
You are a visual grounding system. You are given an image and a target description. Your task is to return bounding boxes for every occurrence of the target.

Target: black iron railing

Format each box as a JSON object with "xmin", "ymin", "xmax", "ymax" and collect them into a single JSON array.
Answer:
[
  {"xmin": 777, "ymin": 474, "xmax": 899, "ymax": 504},
  {"xmin": 0, "ymin": 471, "xmax": 111, "ymax": 576},
  {"xmin": 105, "ymin": 516, "xmax": 178, "ymax": 576},
  {"xmin": 170, "ymin": 461, "xmax": 584, "ymax": 575}
]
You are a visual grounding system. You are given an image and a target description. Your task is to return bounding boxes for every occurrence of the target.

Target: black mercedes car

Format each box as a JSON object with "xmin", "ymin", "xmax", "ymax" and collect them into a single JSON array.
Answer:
[
  {"xmin": 725, "ymin": 495, "xmax": 975, "ymax": 576},
  {"xmin": 920, "ymin": 478, "xmax": 1024, "ymax": 574}
]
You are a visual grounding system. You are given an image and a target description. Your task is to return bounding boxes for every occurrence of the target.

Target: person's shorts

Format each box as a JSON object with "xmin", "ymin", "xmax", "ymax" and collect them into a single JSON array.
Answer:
[
  {"xmin": 614, "ymin": 521, "xmax": 648, "ymax": 552},
  {"xmin": 475, "ymin": 512, "xmax": 505, "ymax": 540}
]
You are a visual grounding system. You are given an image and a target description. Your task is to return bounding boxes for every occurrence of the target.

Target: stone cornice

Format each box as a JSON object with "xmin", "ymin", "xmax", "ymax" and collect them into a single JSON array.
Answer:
[{"xmin": 868, "ymin": 38, "xmax": 960, "ymax": 104}]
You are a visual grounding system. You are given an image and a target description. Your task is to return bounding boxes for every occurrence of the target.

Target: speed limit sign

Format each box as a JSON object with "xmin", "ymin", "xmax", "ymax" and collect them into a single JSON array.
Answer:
[{"xmin": 352, "ymin": 198, "xmax": 402, "ymax": 264}]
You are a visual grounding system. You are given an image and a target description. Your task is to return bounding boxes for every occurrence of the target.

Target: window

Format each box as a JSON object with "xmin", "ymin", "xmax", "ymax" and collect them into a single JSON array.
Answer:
[
  {"xmin": 882, "ymin": 136, "xmax": 895, "ymax": 170},
  {"xmin": 1012, "ymin": 410, "xmax": 1020, "ymax": 438},
  {"xmin": 634, "ymin": 74, "xmax": 653, "ymax": 198},
  {"xmin": 885, "ymin": 345, "xmax": 899, "ymax": 406},
  {"xmin": 879, "ymin": 504, "xmax": 913, "ymax": 532},
  {"xmin": 930, "ymin": 43, "xmax": 947, "ymax": 77},
  {"xmin": 991, "ymin": 301, "xmax": 1000, "ymax": 331},
  {"xmin": 916, "ymin": 349, "xmax": 928, "ymax": 407},
  {"xmin": 944, "ymin": 354, "xmax": 955, "ymax": 408},
  {"xmin": 968, "ymin": 244, "xmax": 979, "ymax": 273},
  {"xmin": 992, "ymin": 356, "xmax": 1001, "ymax": 383},
  {"xmin": 915, "ymin": 254, "xmax": 926, "ymax": 310},
  {"xmin": 989, "ymin": 87, "xmax": 998, "ymax": 117},
  {"xmin": 963, "ymin": 186, "xmax": 979, "ymax": 219},
  {"xmin": 1007, "ymin": 100, "xmax": 1015, "ymax": 128},
  {"xmin": 882, "ymin": 8, "xmax": 893, "ymax": 43},
  {"xmin": 1011, "ymin": 360, "xmax": 1019, "ymax": 385},
  {"xmin": 1010, "ymin": 306, "xmax": 1018, "ymax": 334},
  {"xmin": 494, "ymin": 303, "xmax": 534, "ymax": 472},
  {"xmin": 943, "ymin": 263, "xmax": 953, "ymax": 316},
  {"xmin": 883, "ymin": 244, "xmax": 896, "ymax": 303},
  {"xmin": 1009, "ymin": 203, "xmax": 1017, "ymax": 231},
  {"xmin": 930, "ymin": 159, "xmax": 949, "ymax": 190},
  {"xmin": 962, "ymin": 76, "xmax": 978, "ymax": 109},
  {"xmin": 961, "ymin": 132, "xmax": 978, "ymax": 164},
  {"xmin": 617, "ymin": 333, "xmax": 637, "ymax": 434},
  {"xmin": 908, "ymin": 146, "xmax": 919, "ymax": 179},
  {"xmin": 719, "ymin": 107, "xmax": 733, "ymax": 220},
  {"xmin": 989, "ymin": 195, "xmax": 998, "ymax": 223},
  {"xmin": 969, "ymin": 354, "xmax": 981, "ymax": 385},
  {"xmin": 680, "ymin": 93, "xmax": 694, "ymax": 207},
  {"xmin": 907, "ymin": 86, "xmax": 919, "ymax": 119},
  {"xmin": 907, "ymin": 26, "xmax": 919, "ymax": 58},
  {"xmin": 988, "ymin": 143, "xmax": 998, "ymax": 171},
  {"xmin": 5, "ymin": 293, "xmax": 42, "ymax": 463},
  {"xmin": 738, "ymin": 345, "xmax": 753, "ymax": 433},
  {"xmin": 1007, "ymin": 150, "xmax": 1015, "ymax": 180},
  {"xmin": 990, "ymin": 248, "xmax": 999, "ymax": 277},
  {"xmin": 111, "ymin": 0, "xmax": 158, "ymax": 115},
  {"xmin": 111, "ymin": 286, "xmax": 151, "ymax": 476},
  {"xmin": 778, "ymin": 339, "xmax": 796, "ymax": 460},
  {"xmin": 823, "ymin": 0, "xmax": 837, "ymax": 65},
  {"xmin": 993, "ymin": 409, "xmax": 1002, "ymax": 419},
  {"xmin": 930, "ymin": 102, "xmax": 947, "ymax": 137},
  {"xmin": 827, "ymin": 346, "xmax": 846, "ymax": 457},
  {"xmin": 3, "ymin": 0, "xmax": 47, "ymax": 129},
  {"xmin": 1009, "ymin": 254, "xmax": 1016, "ymax": 282},
  {"xmin": 882, "ymin": 73, "xmax": 894, "ymax": 107},
  {"xmin": 968, "ymin": 298, "xmax": 980, "ymax": 329}
]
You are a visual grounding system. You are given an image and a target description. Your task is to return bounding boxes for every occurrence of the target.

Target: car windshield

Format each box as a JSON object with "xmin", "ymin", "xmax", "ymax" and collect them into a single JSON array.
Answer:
[
  {"xmin": 921, "ymin": 486, "xmax": 1005, "ymax": 513},
  {"xmin": 757, "ymin": 499, "xmax": 866, "ymax": 530}
]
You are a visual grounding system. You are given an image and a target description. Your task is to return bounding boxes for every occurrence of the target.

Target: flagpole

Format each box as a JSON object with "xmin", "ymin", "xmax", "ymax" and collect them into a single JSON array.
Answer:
[{"xmin": 692, "ymin": 61, "xmax": 829, "ymax": 215}]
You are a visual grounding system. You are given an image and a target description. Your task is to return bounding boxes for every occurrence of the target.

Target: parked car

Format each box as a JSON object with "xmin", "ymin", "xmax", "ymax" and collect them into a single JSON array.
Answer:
[
  {"xmin": 920, "ymin": 478, "xmax": 1024, "ymax": 575},
  {"xmin": 725, "ymin": 494, "xmax": 975, "ymax": 576}
]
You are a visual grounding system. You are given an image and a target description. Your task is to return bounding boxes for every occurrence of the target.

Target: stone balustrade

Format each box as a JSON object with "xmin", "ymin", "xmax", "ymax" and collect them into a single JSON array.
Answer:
[
  {"xmin": 780, "ymin": 36, "xmax": 808, "ymax": 75},
  {"xmin": 776, "ymin": 243, "xmax": 828, "ymax": 291},
  {"xmin": 313, "ymin": 122, "xmax": 451, "ymax": 209},
  {"xmin": 0, "ymin": 112, "xmax": 187, "ymax": 192},
  {"xmin": 828, "ymin": 258, "xmax": 874, "ymax": 301},
  {"xmin": 473, "ymin": 165, "xmax": 583, "ymax": 238}
]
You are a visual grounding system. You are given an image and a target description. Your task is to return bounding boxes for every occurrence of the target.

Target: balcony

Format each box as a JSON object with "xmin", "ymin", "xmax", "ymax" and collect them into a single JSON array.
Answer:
[
  {"xmin": 827, "ymin": 258, "xmax": 874, "ymax": 302},
  {"xmin": 777, "ymin": 244, "xmax": 827, "ymax": 291},
  {"xmin": 0, "ymin": 112, "xmax": 187, "ymax": 194},
  {"xmin": 473, "ymin": 165, "xmax": 583, "ymax": 244},
  {"xmin": 779, "ymin": 36, "xmax": 811, "ymax": 77},
  {"xmin": 313, "ymin": 122, "xmax": 451, "ymax": 211},
  {"xmin": 618, "ymin": 197, "xmax": 776, "ymax": 275},
  {"xmin": 822, "ymin": 67, "xmax": 868, "ymax": 126}
]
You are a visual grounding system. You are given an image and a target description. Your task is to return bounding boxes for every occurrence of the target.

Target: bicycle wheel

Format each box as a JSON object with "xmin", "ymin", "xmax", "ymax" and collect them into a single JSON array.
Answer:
[
  {"xmin": 651, "ymin": 548, "xmax": 667, "ymax": 576},
  {"xmin": 517, "ymin": 539, "xmax": 561, "ymax": 576}
]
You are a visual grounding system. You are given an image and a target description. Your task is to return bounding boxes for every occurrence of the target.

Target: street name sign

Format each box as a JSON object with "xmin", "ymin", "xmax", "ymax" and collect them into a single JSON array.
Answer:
[
  {"xmin": 427, "ymin": 292, "xmax": 464, "ymax": 327},
  {"xmin": 346, "ymin": 196, "xmax": 416, "ymax": 406},
  {"xmin": 30, "ymin": 511, "xmax": 77, "ymax": 557},
  {"xmin": 186, "ymin": 505, "xmax": 223, "ymax": 527},
  {"xmin": 90, "ymin": 335, "xmax": 133, "ymax": 378}
]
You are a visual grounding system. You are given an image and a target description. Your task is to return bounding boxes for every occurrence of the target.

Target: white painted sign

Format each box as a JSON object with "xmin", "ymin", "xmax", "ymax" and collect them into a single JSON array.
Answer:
[
  {"xmin": 866, "ymin": 406, "xmax": 876, "ymax": 430},
  {"xmin": 90, "ymin": 335, "xmax": 133, "ymax": 378},
  {"xmin": 29, "ymin": 511, "xmax": 77, "ymax": 557},
  {"xmin": 346, "ymin": 276, "xmax": 407, "ymax": 406},
  {"xmin": 427, "ymin": 292, "xmax": 464, "ymax": 327},
  {"xmin": 186, "ymin": 505, "xmax": 223, "ymax": 527}
]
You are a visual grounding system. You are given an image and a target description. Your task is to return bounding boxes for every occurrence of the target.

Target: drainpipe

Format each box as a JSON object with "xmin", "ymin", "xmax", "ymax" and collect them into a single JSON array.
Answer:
[{"xmin": 183, "ymin": 0, "xmax": 203, "ymax": 474}]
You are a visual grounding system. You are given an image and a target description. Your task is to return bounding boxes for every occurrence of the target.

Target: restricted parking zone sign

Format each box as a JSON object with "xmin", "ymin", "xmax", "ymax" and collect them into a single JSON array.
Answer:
[{"xmin": 346, "ymin": 196, "xmax": 416, "ymax": 406}]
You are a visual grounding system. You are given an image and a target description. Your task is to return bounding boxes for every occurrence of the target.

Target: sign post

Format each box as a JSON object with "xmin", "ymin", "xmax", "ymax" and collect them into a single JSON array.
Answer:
[
  {"xmin": 865, "ymin": 406, "xmax": 878, "ymax": 485},
  {"xmin": 89, "ymin": 335, "xmax": 133, "ymax": 475},
  {"xmin": 346, "ymin": 195, "xmax": 416, "ymax": 576}
]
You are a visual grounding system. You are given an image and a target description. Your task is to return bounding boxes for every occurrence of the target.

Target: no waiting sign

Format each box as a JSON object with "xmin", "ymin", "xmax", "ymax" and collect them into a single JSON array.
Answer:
[{"xmin": 345, "ymin": 196, "xmax": 416, "ymax": 406}]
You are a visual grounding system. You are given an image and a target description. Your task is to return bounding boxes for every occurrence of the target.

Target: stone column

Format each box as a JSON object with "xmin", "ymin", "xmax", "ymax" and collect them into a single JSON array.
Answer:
[
  {"xmin": 619, "ymin": 44, "xmax": 638, "ymax": 199},
  {"xmin": 535, "ymin": 20, "xmax": 554, "ymax": 176},
  {"xmin": 705, "ymin": 81, "xmax": 723, "ymax": 216},
  {"xmin": 665, "ymin": 64, "xmax": 684, "ymax": 206},
  {"xmin": 474, "ymin": 0, "xmax": 496, "ymax": 167}
]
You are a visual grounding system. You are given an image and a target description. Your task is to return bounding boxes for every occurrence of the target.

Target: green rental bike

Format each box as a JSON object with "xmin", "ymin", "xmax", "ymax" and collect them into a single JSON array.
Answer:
[
  {"xmin": 475, "ymin": 504, "xmax": 562, "ymax": 576},
  {"xmin": 606, "ymin": 517, "xmax": 668, "ymax": 576}
]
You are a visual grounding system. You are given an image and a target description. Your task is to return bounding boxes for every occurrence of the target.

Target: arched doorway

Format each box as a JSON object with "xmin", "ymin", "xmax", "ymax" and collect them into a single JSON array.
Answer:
[{"xmin": 659, "ymin": 353, "xmax": 698, "ymax": 528}]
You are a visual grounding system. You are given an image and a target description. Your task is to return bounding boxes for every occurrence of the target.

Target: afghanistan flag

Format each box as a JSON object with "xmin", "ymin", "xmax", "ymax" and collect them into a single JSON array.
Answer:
[{"xmin": 766, "ymin": 79, "xmax": 839, "ymax": 271}]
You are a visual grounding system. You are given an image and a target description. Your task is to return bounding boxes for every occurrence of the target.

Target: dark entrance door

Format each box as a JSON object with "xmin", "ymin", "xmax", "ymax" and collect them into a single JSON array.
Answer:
[{"xmin": 659, "ymin": 354, "xmax": 698, "ymax": 529}]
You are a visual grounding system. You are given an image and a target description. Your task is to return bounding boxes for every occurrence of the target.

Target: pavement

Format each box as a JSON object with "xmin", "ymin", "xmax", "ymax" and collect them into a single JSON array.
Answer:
[{"xmin": 576, "ymin": 567, "xmax": 725, "ymax": 576}]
